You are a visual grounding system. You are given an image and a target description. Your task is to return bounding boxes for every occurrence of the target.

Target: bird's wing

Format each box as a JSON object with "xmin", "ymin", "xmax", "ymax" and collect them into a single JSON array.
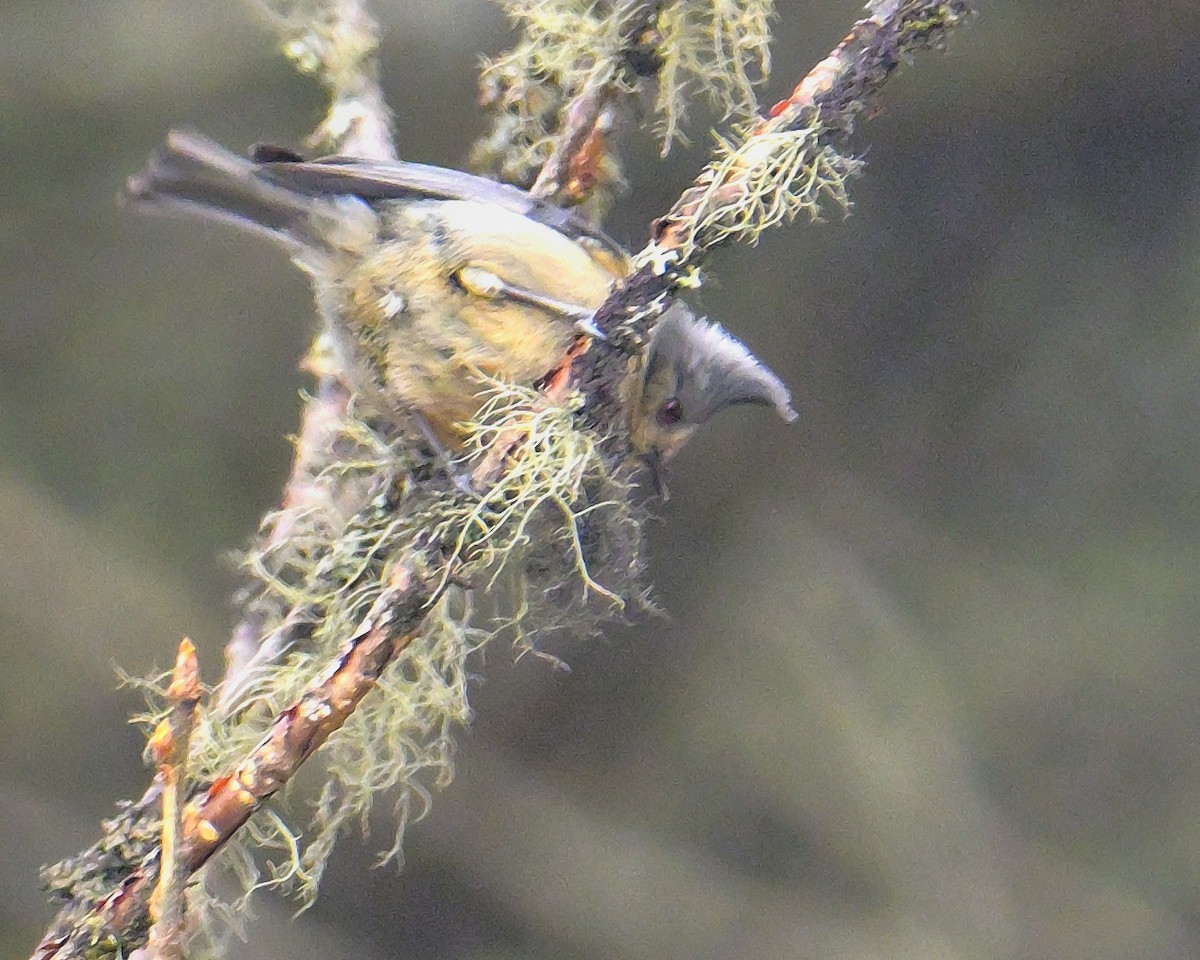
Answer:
[{"xmin": 252, "ymin": 151, "xmax": 624, "ymax": 258}]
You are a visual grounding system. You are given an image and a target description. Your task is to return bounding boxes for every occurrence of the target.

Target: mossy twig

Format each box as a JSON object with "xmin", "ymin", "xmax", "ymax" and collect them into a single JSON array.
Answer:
[
  {"xmin": 253, "ymin": 0, "xmax": 397, "ymax": 159},
  {"xmin": 32, "ymin": 561, "xmax": 439, "ymax": 959},
  {"xmin": 574, "ymin": 0, "xmax": 972, "ymax": 413},
  {"xmin": 143, "ymin": 639, "xmax": 203, "ymax": 960}
]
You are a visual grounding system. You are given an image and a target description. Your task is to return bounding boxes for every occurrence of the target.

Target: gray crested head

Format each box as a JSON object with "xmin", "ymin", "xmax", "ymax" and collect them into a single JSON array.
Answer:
[{"xmin": 646, "ymin": 302, "xmax": 797, "ymax": 426}]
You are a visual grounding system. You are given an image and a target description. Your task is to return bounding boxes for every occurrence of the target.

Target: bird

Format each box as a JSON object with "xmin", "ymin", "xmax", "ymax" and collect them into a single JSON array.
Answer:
[{"xmin": 124, "ymin": 130, "xmax": 796, "ymax": 467}]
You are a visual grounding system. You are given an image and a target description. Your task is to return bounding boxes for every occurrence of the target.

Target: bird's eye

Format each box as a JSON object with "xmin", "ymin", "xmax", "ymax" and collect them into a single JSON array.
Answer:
[{"xmin": 656, "ymin": 398, "xmax": 683, "ymax": 427}]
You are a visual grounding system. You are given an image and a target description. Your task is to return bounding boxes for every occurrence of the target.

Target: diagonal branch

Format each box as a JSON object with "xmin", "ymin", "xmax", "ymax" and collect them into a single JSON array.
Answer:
[
  {"xmin": 529, "ymin": 0, "xmax": 664, "ymax": 206},
  {"xmin": 32, "ymin": 559, "xmax": 441, "ymax": 960},
  {"xmin": 28, "ymin": 2, "xmax": 971, "ymax": 957},
  {"xmin": 569, "ymin": 0, "xmax": 971, "ymax": 431},
  {"xmin": 592, "ymin": 0, "xmax": 973, "ymax": 340},
  {"xmin": 650, "ymin": 0, "xmax": 971, "ymax": 261}
]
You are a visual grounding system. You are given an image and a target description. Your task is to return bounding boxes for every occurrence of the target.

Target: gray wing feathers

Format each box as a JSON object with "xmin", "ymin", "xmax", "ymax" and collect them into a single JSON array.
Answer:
[{"xmin": 123, "ymin": 130, "xmax": 348, "ymax": 251}]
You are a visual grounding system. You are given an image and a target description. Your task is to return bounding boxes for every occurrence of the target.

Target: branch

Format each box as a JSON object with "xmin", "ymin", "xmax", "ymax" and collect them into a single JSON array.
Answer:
[
  {"xmin": 653, "ymin": 0, "xmax": 970, "ymax": 260},
  {"xmin": 223, "ymin": 0, "xmax": 398, "ymax": 702},
  {"xmin": 529, "ymin": 0, "xmax": 664, "ymax": 206},
  {"xmin": 253, "ymin": 0, "xmax": 397, "ymax": 160},
  {"xmin": 142, "ymin": 640, "xmax": 202, "ymax": 960},
  {"xmin": 32, "ymin": 559, "xmax": 441, "ymax": 960},
  {"xmin": 594, "ymin": 0, "xmax": 973, "ymax": 339},
  {"xmin": 218, "ymin": 371, "xmax": 352, "ymax": 710},
  {"xmin": 474, "ymin": 0, "xmax": 677, "ymax": 214},
  {"xmin": 565, "ymin": 0, "xmax": 971, "ymax": 430},
  {"xmin": 29, "ymin": 2, "xmax": 972, "ymax": 956}
]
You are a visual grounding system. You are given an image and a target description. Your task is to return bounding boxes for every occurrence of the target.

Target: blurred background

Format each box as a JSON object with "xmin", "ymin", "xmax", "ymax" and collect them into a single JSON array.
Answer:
[{"xmin": 3, "ymin": 1, "xmax": 1200, "ymax": 957}]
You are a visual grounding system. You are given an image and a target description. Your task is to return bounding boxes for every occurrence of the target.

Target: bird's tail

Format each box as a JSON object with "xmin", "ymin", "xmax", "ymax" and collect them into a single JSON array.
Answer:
[{"xmin": 123, "ymin": 129, "xmax": 362, "ymax": 253}]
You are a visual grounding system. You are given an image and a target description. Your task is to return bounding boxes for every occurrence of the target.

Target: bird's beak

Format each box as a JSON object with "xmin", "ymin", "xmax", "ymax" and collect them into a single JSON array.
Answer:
[{"xmin": 642, "ymin": 448, "xmax": 670, "ymax": 500}]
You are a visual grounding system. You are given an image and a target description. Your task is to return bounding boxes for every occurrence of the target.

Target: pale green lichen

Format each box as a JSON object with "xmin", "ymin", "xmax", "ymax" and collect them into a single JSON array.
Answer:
[
  {"xmin": 120, "ymin": 386, "xmax": 647, "ymax": 955},
  {"xmin": 652, "ymin": 0, "xmax": 774, "ymax": 147},
  {"xmin": 473, "ymin": 0, "xmax": 775, "ymax": 190},
  {"xmin": 455, "ymin": 381, "xmax": 650, "ymax": 647},
  {"xmin": 443, "ymin": 381, "xmax": 632, "ymax": 599},
  {"xmin": 635, "ymin": 125, "xmax": 864, "ymax": 269}
]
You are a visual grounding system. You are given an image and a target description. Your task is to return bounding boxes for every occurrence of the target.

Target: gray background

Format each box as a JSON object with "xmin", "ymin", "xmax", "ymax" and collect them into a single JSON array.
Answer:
[{"xmin": 3, "ymin": 2, "xmax": 1200, "ymax": 958}]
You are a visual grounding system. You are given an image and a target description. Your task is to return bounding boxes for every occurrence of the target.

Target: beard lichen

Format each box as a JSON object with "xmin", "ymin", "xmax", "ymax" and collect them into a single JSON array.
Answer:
[
  {"xmin": 635, "ymin": 125, "xmax": 864, "ymax": 270},
  {"xmin": 473, "ymin": 0, "xmax": 775, "ymax": 188},
  {"xmin": 444, "ymin": 380, "xmax": 643, "ymax": 602},
  {"xmin": 448, "ymin": 378, "xmax": 652, "ymax": 658},
  {"xmin": 652, "ymin": 0, "xmax": 774, "ymax": 147},
  {"xmin": 116, "ymin": 380, "xmax": 649, "ymax": 954}
]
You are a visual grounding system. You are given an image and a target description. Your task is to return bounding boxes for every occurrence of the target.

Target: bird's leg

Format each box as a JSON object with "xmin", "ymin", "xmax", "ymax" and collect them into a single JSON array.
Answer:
[
  {"xmin": 455, "ymin": 266, "xmax": 605, "ymax": 339},
  {"xmin": 409, "ymin": 411, "xmax": 478, "ymax": 496}
]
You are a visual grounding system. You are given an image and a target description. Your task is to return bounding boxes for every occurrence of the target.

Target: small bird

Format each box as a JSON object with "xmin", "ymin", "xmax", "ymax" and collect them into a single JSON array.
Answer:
[{"xmin": 125, "ymin": 131, "xmax": 795, "ymax": 465}]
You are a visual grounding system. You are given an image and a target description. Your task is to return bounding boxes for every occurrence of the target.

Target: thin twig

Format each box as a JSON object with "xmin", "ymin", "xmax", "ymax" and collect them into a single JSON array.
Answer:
[
  {"xmin": 481, "ymin": 0, "xmax": 665, "ymax": 207},
  {"xmin": 529, "ymin": 76, "xmax": 613, "ymax": 204},
  {"xmin": 528, "ymin": 0, "xmax": 661, "ymax": 204},
  {"xmin": 143, "ymin": 639, "xmax": 202, "ymax": 960}
]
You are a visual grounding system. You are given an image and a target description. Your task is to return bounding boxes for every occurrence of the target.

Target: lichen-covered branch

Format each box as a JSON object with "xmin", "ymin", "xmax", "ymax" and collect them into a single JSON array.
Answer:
[
  {"xmin": 224, "ymin": 0, "xmax": 398, "ymax": 703},
  {"xmin": 181, "ymin": 560, "xmax": 435, "ymax": 875},
  {"xmin": 649, "ymin": 0, "xmax": 970, "ymax": 264},
  {"xmin": 253, "ymin": 0, "xmax": 397, "ymax": 160},
  {"xmin": 33, "ymin": 384, "xmax": 643, "ymax": 957},
  {"xmin": 527, "ymin": 0, "xmax": 662, "ymax": 206},
  {"xmin": 558, "ymin": 0, "xmax": 972, "ymax": 472},
  {"xmin": 475, "ymin": 0, "xmax": 774, "ymax": 212},
  {"xmin": 32, "ymin": 560, "xmax": 440, "ymax": 960},
  {"xmin": 28, "ymin": 2, "xmax": 972, "ymax": 957},
  {"xmin": 589, "ymin": 0, "xmax": 972, "ymax": 344}
]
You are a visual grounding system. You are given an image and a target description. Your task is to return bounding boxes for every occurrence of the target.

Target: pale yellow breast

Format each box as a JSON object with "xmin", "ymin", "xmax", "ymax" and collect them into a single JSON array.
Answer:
[
  {"xmin": 340, "ymin": 199, "xmax": 627, "ymax": 444},
  {"xmin": 427, "ymin": 200, "xmax": 623, "ymax": 310}
]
